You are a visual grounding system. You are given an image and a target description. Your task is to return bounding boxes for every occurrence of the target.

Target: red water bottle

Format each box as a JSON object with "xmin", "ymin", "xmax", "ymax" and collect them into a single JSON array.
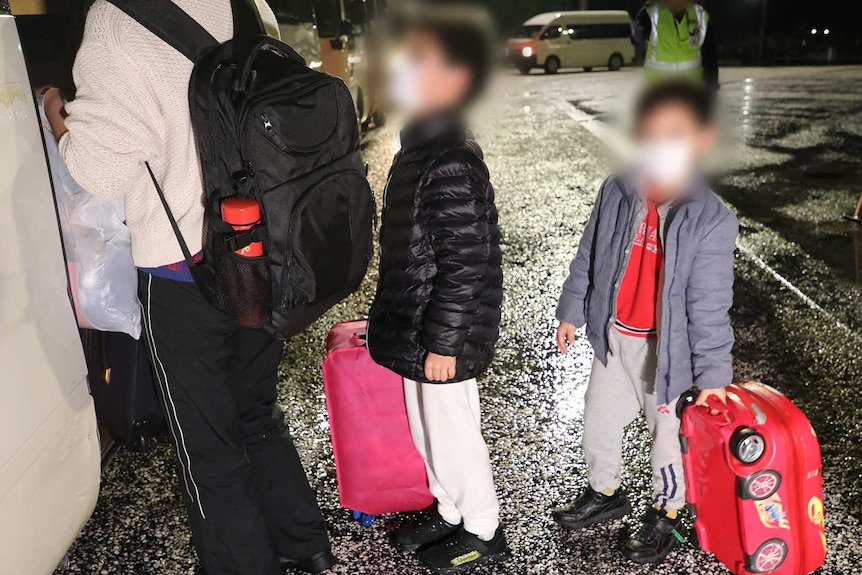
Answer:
[{"xmin": 222, "ymin": 197, "xmax": 264, "ymax": 257}]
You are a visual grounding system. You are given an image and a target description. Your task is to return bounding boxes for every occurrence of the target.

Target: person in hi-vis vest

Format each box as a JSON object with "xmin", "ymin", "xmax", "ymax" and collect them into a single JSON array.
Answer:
[{"xmin": 634, "ymin": 0, "xmax": 718, "ymax": 90}]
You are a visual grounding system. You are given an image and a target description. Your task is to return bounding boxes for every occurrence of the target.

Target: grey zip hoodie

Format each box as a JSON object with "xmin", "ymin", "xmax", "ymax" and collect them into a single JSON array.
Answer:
[{"xmin": 556, "ymin": 174, "xmax": 738, "ymax": 405}]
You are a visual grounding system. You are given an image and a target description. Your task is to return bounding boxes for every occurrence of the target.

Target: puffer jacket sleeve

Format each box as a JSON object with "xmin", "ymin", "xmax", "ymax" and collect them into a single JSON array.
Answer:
[
  {"xmin": 418, "ymin": 151, "xmax": 494, "ymax": 358},
  {"xmin": 555, "ymin": 178, "xmax": 608, "ymax": 327},
  {"xmin": 687, "ymin": 210, "xmax": 739, "ymax": 390}
]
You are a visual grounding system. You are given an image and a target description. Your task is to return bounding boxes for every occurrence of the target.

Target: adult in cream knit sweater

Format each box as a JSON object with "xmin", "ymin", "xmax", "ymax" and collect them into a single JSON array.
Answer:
[{"xmin": 43, "ymin": 2, "xmax": 334, "ymax": 575}]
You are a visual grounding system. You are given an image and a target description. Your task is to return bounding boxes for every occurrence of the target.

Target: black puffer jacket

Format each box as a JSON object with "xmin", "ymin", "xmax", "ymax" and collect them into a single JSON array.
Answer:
[{"xmin": 367, "ymin": 116, "xmax": 503, "ymax": 383}]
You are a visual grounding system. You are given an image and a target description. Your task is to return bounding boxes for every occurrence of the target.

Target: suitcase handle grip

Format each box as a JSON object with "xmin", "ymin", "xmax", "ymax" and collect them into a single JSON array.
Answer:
[
  {"xmin": 702, "ymin": 395, "xmax": 733, "ymax": 424},
  {"xmin": 350, "ymin": 332, "xmax": 367, "ymax": 347}
]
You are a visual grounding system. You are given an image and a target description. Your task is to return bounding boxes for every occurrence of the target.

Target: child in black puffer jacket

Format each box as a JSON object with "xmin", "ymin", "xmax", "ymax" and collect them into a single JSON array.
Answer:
[{"xmin": 366, "ymin": 6, "xmax": 509, "ymax": 572}]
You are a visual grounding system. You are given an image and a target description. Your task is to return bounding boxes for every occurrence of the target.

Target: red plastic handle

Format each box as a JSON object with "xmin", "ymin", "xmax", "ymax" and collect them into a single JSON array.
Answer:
[{"xmin": 702, "ymin": 395, "xmax": 733, "ymax": 424}]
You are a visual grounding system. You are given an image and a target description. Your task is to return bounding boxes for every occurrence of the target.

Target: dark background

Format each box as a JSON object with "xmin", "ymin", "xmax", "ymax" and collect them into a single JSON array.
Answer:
[
  {"xmin": 483, "ymin": 0, "xmax": 861, "ymax": 37},
  {"xmin": 419, "ymin": 0, "xmax": 862, "ymax": 64},
  {"xmin": 14, "ymin": 0, "xmax": 862, "ymax": 96}
]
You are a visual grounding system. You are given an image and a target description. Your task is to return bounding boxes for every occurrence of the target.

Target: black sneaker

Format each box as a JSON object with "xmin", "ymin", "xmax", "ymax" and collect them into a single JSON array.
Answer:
[
  {"xmin": 280, "ymin": 549, "xmax": 337, "ymax": 573},
  {"xmin": 418, "ymin": 526, "xmax": 511, "ymax": 573},
  {"xmin": 390, "ymin": 510, "xmax": 462, "ymax": 552},
  {"xmin": 552, "ymin": 487, "xmax": 632, "ymax": 530},
  {"xmin": 622, "ymin": 507, "xmax": 685, "ymax": 564}
]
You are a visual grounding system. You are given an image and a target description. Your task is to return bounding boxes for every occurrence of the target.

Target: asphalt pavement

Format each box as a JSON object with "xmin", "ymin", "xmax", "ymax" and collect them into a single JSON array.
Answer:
[{"xmin": 54, "ymin": 66, "xmax": 862, "ymax": 575}]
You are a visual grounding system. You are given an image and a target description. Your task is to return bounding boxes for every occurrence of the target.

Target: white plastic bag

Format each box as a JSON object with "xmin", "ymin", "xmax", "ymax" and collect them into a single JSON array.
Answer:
[{"xmin": 40, "ymin": 101, "xmax": 142, "ymax": 339}]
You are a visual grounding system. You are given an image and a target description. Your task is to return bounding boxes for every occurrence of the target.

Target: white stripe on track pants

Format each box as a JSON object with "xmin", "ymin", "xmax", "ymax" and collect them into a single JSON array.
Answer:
[
  {"xmin": 582, "ymin": 328, "xmax": 685, "ymax": 511},
  {"xmin": 403, "ymin": 378, "xmax": 501, "ymax": 540}
]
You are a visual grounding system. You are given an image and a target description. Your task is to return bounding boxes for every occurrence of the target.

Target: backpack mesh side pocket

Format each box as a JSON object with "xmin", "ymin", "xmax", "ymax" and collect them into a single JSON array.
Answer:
[{"xmin": 205, "ymin": 217, "xmax": 272, "ymax": 330}]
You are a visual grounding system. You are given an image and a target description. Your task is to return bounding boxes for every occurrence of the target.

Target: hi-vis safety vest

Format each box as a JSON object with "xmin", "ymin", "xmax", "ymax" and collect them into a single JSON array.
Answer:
[{"xmin": 645, "ymin": 2, "xmax": 708, "ymax": 81}]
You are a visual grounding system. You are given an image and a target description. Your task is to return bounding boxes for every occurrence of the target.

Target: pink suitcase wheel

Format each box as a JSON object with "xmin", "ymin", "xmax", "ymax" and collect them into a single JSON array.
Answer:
[
  {"xmin": 349, "ymin": 510, "xmax": 377, "ymax": 527},
  {"xmin": 750, "ymin": 538, "xmax": 788, "ymax": 573},
  {"xmin": 743, "ymin": 470, "xmax": 782, "ymax": 500}
]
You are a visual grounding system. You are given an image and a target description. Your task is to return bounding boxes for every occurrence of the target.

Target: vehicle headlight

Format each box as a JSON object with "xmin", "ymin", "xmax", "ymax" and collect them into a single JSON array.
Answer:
[{"xmin": 522, "ymin": 47, "xmax": 533, "ymax": 58}]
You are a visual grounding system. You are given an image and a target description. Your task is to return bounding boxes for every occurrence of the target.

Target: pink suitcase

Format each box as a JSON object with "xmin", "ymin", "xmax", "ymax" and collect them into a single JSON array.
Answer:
[{"xmin": 323, "ymin": 320, "xmax": 434, "ymax": 524}]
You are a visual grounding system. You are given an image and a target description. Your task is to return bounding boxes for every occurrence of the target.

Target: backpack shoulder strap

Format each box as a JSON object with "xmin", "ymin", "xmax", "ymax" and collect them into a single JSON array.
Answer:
[
  {"xmin": 103, "ymin": 0, "xmax": 219, "ymax": 63},
  {"xmin": 231, "ymin": 0, "xmax": 266, "ymax": 38},
  {"xmin": 145, "ymin": 162, "xmax": 198, "ymax": 272}
]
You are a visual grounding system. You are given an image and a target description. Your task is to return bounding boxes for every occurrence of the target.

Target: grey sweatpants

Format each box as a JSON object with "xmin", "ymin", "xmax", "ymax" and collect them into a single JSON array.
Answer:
[
  {"xmin": 403, "ymin": 378, "xmax": 501, "ymax": 540},
  {"xmin": 582, "ymin": 329, "xmax": 685, "ymax": 510}
]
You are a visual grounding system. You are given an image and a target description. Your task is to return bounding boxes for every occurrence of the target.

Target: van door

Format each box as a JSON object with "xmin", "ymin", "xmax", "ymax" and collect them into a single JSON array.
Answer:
[
  {"xmin": 566, "ymin": 23, "xmax": 598, "ymax": 68},
  {"xmin": 592, "ymin": 22, "xmax": 632, "ymax": 69},
  {"xmin": 539, "ymin": 22, "xmax": 567, "ymax": 68},
  {"xmin": 272, "ymin": 0, "xmax": 323, "ymax": 69},
  {"xmin": 0, "ymin": 10, "xmax": 100, "ymax": 575}
]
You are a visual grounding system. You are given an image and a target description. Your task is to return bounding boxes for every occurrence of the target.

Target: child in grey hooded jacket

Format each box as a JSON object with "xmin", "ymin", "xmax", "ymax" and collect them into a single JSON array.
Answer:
[{"xmin": 552, "ymin": 81, "xmax": 738, "ymax": 565}]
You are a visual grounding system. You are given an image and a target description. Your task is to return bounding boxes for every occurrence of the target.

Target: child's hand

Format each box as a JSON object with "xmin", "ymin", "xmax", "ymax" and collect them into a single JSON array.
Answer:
[
  {"xmin": 425, "ymin": 353, "xmax": 456, "ymax": 382},
  {"xmin": 695, "ymin": 387, "xmax": 727, "ymax": 414},
  {"xmin": 556, "ymin": 322, "xmax": 577, "ymax": 354}
]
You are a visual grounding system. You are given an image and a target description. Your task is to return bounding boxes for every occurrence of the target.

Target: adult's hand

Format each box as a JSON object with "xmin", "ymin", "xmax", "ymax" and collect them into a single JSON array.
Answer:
[{"xmin": 42, "ymin": 87, "xmax": 68, "ymax": 141}]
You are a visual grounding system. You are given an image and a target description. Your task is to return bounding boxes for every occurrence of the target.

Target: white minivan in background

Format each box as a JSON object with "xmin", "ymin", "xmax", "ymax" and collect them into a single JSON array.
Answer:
[
  {"xmin": 508, "ymin": 10, "xmax": 635, "ymax": 75},
  {"xmin": 0, "ymin": 6, "xmax": 101, "ymax": 575},
  {"xmin": 271, "ymin": 0, "xmax": 324, "ymax": 71}
]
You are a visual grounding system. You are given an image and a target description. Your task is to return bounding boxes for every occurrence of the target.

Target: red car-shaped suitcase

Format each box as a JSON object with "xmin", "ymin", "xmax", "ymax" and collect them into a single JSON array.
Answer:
[{"xmin": 678, "ymin": 381, "xmax": 826, "ymax": 575}]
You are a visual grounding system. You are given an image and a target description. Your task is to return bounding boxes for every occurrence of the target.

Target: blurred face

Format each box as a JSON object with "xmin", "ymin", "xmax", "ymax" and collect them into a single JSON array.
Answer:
[
  {"xmin": 388, "ymin": 28, "xmax": 471, "ymax": 119},
  {"xmin": 634, "ymin": 101, "xmax": 716, "ymax": 201}
]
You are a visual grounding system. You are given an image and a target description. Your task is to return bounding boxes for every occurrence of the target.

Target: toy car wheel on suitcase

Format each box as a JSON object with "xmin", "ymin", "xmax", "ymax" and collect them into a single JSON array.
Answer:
[
  {"xmin": 740, "ymin": 470, "xmax": 782, "ymax": 500},
  {"xmin": 731, "ymin": 427, "xmax": 767, "ymax": 465},
  {"xmin": 749, "ymin": 538, "xmax": 788, "ymax": 573}
]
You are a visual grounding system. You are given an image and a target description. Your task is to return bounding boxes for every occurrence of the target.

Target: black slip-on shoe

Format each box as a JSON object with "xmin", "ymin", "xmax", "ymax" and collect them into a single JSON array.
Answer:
[
  {"xmin": 418, "ymin": 526, "xmax": 511, "ymax": 573},
  {"xmin": 552, "ymin": 487, "xmax": 632, "ymax": 530},
  {"xmin": 390, "ymin": 510, "xmax": 462, "ymax": 552},
  {"xmin": 622, "ymin": 507, "xmax": 685, "ymax": 565},
  {"xmin": 280, "ymin": 549, "xmax": 337, "ymax": 574}
]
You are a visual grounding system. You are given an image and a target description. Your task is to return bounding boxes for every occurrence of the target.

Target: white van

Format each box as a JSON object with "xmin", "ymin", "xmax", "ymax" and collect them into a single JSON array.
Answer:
[
  {"xmin": 271, "ymin": 0, "xmax": 324, "ymax": 70},
  {"xmin": 0, "ymin": 6, "xmax": 101, "ymax": 574},
  {"xmin": 508, "ymin": 10, "xmax": 635, "ymax": 75}
]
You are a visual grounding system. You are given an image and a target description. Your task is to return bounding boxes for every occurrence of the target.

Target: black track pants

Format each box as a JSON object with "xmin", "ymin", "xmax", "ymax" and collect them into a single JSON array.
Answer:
[{"xmin": 138, "ymin": 272, "xmax": 330, "ymax": 575}]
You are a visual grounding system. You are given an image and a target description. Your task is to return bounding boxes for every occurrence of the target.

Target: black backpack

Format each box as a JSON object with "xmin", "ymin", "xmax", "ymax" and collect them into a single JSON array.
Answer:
[{"xmin": 104, "ymin": 0, "xmax": 374, "ymax": 339}]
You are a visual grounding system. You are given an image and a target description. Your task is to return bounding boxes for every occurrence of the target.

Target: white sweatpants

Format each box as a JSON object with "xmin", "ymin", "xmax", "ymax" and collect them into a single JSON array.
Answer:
[{"xmin": 403, "ymin": 378, "xmax": 501, "ymax": 539}]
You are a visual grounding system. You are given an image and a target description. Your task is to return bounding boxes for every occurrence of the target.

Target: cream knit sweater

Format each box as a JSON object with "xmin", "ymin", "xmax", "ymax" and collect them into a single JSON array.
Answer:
[{"xmin": 61, "ymin": 0, "xmax": 278, "ymax": 268}]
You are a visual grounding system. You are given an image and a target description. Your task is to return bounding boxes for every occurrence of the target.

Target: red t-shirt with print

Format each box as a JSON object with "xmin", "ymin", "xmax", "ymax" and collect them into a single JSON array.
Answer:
[{"xmin": 615, "ymin": 201, "xmax": 663, "ymax": 337}]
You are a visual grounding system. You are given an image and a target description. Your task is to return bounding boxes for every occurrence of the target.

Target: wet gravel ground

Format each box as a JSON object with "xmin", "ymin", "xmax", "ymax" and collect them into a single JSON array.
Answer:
[{"xmin": 55, "ymin": 67, "xmax": 861, "ymax": 575}]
